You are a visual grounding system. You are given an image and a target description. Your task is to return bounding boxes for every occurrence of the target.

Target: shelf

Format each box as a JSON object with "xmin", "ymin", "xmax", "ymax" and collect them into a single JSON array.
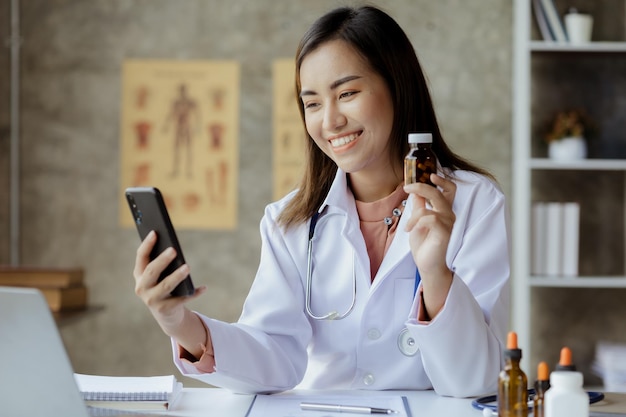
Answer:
[
  {"xmin": 529, "ymin": 41, "xmax": 626, "ymax": 53},
  {"xmin": 54, "ymin": 305, "xmax": 104, "ymax": 326},
  {"xmin": 529, "ymin": 277, "xmax": 626, "ymax": 288},
  {"xmin": 514, "ymin": 0, "xmax": 626, "ymax": 378},
  {"xmin": 529, "ymin": 158, "xmax": 626, "ymax": 170}
]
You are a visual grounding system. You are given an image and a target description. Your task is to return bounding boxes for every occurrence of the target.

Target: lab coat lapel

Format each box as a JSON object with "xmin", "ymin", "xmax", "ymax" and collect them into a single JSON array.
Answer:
[
  {"xmin": 318, "ymin": 169, "xmax": 353, "ymax": 214},
  {"xmin": 319, "ymin": 169, "xmax": 366, "ymax": 252},
  {"xmin": 321, "ymin": 169, "xmax": 414, "ymax": 288}
]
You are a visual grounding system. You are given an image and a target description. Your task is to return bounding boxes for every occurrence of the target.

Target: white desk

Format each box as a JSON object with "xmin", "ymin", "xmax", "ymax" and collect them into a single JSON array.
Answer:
[{"xmin": 168, "ymin": 388, "xmax": 481, "ymax": 416}]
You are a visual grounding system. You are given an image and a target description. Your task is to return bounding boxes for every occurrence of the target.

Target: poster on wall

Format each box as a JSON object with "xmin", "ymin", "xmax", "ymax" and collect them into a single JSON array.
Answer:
[
  {"xmin": 119, "ymin": 59, "xmax": 240, "ymax": 230},
  {"xmin": 272, "ymin": 59, "xmax": 306, "ymax": 201}
]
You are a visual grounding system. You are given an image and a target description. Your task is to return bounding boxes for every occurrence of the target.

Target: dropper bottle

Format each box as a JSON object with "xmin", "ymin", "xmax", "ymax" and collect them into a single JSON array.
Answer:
[
  {"xmin": 497, "ymin": 331, "xmax": 528, "ymax": 417},
  {"xmin": 533, "ymin": 361, "xmax": 550, "ymax": 417},
  {"xmin": 545, "ymin": 346, "xmax": 589, "ymax": 417}
]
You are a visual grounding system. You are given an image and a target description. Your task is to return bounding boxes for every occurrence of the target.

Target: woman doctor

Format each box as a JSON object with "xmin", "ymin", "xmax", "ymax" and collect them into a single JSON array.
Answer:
[{"xmin": 133, "ymin": 5, "xmax": 510, "ymax": 398}]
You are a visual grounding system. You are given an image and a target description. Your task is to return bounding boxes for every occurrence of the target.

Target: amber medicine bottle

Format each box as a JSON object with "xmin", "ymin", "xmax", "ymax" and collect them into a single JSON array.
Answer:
[
  {"xmin": 497, "ymin": 332, "xmax": 528, "ymax": 417},
  {"xmin": 533, "ymin": 361, "xmax": 550, "ymax": 417},
  {"xmin": 404, "ymin": 133, "xmax": 437, "ymax": 186}
]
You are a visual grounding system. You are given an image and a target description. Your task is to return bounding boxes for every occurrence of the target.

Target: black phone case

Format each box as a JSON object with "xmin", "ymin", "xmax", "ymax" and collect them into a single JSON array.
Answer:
[{"xmin": 125, "ymin": 187, "xmax": 195, "ymax": 297}]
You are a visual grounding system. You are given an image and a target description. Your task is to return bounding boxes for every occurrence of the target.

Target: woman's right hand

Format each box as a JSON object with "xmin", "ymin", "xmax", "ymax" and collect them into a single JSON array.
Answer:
[{"xmin": 133, "ymin": 231, "xmax": 207, "ymax": 340}]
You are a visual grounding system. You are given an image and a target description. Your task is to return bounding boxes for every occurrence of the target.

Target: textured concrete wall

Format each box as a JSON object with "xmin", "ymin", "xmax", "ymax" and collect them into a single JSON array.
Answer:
[
  {"xmin": 0, "ymin": 0, "xmax": 10, "ymax": 263},
  {"xmin": 0, "ymin": 0, "xmax": 516, "ymax": 386}
]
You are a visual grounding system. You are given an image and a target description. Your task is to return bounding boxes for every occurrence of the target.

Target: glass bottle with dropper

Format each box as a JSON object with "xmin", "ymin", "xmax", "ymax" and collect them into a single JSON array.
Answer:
[
  {"xmin": 533, "ymin": 361, "xmax": 550, "ymax": 417},
  {"xmin": 404, "ymin": 133, "xmax": 437, "ymax": 186},
  {"xmin": 497, "ymin": 331, "xmax": 528, "ymax": 417}
]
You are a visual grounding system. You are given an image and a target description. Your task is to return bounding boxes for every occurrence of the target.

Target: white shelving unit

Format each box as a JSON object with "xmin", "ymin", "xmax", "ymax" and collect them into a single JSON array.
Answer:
[{"xmin": 512, "ymin": 0, "xmax": 626, "ymax": 371}]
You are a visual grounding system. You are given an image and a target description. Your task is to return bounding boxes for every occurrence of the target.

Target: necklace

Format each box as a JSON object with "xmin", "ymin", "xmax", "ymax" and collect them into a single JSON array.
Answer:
[{"xmin": 383, "ymin": 199, "xmax": 407, "ymax": 227}]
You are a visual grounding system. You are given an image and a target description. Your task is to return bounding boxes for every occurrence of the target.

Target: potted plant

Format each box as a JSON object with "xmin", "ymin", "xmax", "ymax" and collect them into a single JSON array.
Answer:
[{"xmin": 544, "ymin": 109, "xmax": 594, "ymax": 161}]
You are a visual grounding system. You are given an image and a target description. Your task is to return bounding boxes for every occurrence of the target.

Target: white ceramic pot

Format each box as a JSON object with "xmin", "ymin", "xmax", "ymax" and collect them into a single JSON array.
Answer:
[
  {"xmin": 565, "ymin": 12, "xmax": 593, "ymax": 44},
  {"xmin": 548, "ymin": 136, "xmax": 587, "ymax": 161}
]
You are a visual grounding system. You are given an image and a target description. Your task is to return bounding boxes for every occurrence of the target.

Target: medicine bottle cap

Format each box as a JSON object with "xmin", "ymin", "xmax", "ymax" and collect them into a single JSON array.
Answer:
[
  {"xmin": 537, "ymin": 361, "xmax": 550, "ymax": 381},
  {"xmin": 408, "ymin": 133, "xmax": 433, "ymax": 144},
  {"xmin": 535, "ymin": 361, "xmax": 551, "ymax": 392},
  {"xmin": 555, "ymin": 347, "xmax": 577, "ymax": 371},
  {"xmin": 504, "ymin": 331, "xmax": 522, "ymax": 360}
]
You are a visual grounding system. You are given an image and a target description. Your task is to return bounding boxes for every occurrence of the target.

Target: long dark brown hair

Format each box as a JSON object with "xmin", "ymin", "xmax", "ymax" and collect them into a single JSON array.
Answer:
[{"xmin": 278, "ymin": 5, "xmax": 492, "ymax": 229}]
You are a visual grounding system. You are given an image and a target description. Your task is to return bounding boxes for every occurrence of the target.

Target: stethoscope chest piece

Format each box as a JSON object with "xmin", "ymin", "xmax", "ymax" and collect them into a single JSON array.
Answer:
[{"xmin": 397, "ymin": 327, "xmax": 419, "ymax": 356}]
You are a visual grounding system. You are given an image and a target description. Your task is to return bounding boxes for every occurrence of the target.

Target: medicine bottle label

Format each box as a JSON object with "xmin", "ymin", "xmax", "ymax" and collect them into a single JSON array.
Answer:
[{"xmin": 404, "ymin": 148, "xmax": 436, "ymax": 186}]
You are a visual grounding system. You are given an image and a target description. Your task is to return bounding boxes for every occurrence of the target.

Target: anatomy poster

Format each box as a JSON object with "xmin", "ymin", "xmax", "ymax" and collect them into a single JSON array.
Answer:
[
  {"xmin": 119, "ymin": 59, "xmax": 240, "ymax": 229},
  {"xmin": 273, "ymin": 59, "xmax": 306, "ymax": 201}
]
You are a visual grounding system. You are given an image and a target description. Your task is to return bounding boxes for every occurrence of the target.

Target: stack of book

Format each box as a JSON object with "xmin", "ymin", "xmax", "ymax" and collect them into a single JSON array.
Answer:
[
  {"xmin": 0, "ymin": 266, "xmax": 88, "ymax": 312},
  {"xmin": 531, "ymin": 202, "xmax": 580, "ymax": 277},
  {"xmin": 532, "ymin": 0, "xmax": 568, "ymax": 42},
  {"xmin": 593, "ymin": 341, "xmax": 626, "ymax": 392}
]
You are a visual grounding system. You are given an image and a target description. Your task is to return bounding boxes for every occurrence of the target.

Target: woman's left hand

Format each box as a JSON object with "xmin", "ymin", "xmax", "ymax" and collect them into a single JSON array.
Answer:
[{"xmin": 403, "ymin": 173, "xmax": 456, "ymax": 318}]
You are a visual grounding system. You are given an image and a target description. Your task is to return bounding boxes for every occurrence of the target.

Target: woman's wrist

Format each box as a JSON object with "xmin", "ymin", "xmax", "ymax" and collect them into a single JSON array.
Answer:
[
  {"xmin": 421, "ymin": 269, "xmax": 453, "ymax": 319},
  {"xmin": 168, "ymin": 309, "xmax": 212, "ymax": 358}
]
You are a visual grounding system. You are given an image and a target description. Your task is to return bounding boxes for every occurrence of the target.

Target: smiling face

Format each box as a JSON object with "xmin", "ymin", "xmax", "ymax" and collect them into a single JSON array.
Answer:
[{"xmin": 299, "ymin": 39, "xmax": 398, "ymax": 192}]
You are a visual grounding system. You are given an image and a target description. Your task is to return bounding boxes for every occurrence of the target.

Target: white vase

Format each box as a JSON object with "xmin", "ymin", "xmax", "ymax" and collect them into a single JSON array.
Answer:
[{"xmin": 548, "ymin": 136, "xmax": 587, "ymax": 161}]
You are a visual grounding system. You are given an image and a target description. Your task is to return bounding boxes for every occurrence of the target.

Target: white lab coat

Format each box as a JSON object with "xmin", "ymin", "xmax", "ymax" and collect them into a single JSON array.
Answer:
[{"xmin": 173, "ymin": 168, "xmax": 510, "ymax": 397}]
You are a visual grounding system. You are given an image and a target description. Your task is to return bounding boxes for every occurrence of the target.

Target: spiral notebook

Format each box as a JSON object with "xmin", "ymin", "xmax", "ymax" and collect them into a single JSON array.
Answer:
[{"xmin": 74, "ymin": 374, "xmax": 183, "ymax": 410}]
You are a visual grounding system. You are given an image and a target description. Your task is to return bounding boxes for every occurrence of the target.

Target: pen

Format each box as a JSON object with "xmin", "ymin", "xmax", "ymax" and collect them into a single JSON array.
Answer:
[{"xmin": 300, "ymin": 402, "xmax": 399, "ymax": 414}]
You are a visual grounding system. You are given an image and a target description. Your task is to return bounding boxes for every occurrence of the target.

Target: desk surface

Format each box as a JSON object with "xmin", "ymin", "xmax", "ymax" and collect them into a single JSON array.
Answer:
[{"xmin": 167, "ymin": 388, "xmax": 480, "ymax": 417}]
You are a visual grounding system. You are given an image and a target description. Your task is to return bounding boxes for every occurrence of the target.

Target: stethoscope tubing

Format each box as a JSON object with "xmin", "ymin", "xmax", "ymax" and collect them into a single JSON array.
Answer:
[
  {"xmin": 304, "ymin": 210, "xmax": 422, "ymax": 321},
  {"xmin": 305, "ymin": 212, "xmax": 356, "ymax": 320},
  {"xmin": 471, "ymin": 389, "xmax": 605, "ymax": 413}
]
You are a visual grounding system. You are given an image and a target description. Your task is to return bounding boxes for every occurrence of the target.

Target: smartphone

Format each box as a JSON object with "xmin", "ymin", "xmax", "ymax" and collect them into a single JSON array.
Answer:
[{"xmin": 125, "ymin": 187, "xmax": 195, "ymax": 297}]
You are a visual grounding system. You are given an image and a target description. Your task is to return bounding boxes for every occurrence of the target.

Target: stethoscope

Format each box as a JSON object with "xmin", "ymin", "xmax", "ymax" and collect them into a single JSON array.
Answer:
[
  {"xmin": 305, "ymin": 210, "xmax": 422, "ymax": 356},
  {"xmin": 471, "ymin": 389, "xmax": 605, "ymax": 415},
  {"xmin": 305, "ymin": 211, "xmax": 357, "ymax": 321}
]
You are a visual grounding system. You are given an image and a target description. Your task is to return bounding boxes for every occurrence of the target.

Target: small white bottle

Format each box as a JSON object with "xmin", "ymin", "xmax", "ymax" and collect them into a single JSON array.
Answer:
[{"xmin": 544, "ymin": 371, "xmax": 589, "ymax": 417}]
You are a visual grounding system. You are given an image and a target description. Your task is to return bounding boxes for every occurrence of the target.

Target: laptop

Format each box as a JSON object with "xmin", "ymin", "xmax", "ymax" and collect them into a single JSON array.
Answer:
[{"xmin": 0, "ymin": 286, "xmax": 167, "ymax": 417}]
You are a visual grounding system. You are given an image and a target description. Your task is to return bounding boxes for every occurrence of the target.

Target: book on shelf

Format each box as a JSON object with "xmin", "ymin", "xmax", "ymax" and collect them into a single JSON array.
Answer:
[
  {"xmin": 74, "ymin": 373, "xmax": 183, "ymax": 411},
  {"xmin": 531, "ymin": 201, "xmax": 580, "ymax": 277},
  {"xmin": 531, "ymin": 202, "xmax": 547, "ymax": 275},
  {"xmin": 561, "ymin": 202, "xmax": 580, "ymax": 277},
  {"xmin": 544, "ymin": 202, "xmax": 563, "ymax": 276},
  {"xmin": 539, "ymin": 0, "xmax": 568, "ymax": 42},
  {"xmin": 532, "ymin": 0, "xmax": 554, "ymax": 41},
  {"xmin": 0, "ymin": 266, "xmax": 84, "ymax": 288},
  {"xmin": 41, "ymin": 284, "xmax": 88, "ymax": 312}
]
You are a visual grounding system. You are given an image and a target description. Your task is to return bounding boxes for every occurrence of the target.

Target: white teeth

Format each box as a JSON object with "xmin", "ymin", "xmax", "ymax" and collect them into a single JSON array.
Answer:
[{"xmin": 329, "ymin": 133, "xmax": 358, "ymax": 148}]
